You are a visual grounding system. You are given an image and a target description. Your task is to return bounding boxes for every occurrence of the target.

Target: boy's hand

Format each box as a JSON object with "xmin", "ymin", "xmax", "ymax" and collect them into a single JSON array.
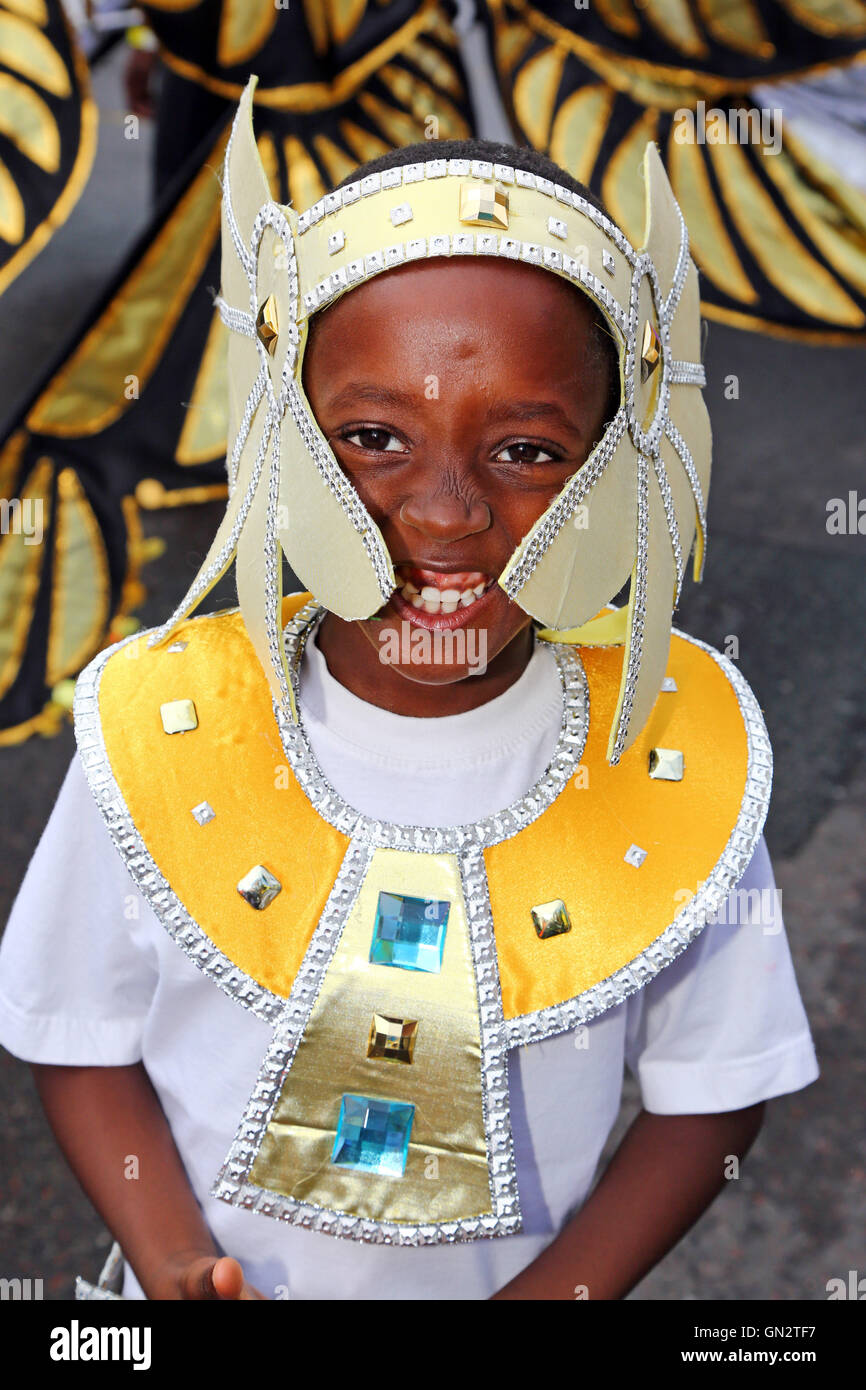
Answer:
[{"xmin": 156, "ymin": 1251, "xmax": 268, "ymax": 1300}]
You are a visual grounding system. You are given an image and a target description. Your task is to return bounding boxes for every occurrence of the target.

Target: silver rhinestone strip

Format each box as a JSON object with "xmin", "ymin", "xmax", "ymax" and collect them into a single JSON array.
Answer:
[
  {"xmin": 228, "ymin": 367, "xmax": 266, "ymax": 494},
  {"xmin": 670, "ymin": 360, "xmax": 706, "ymax": 386},
  {"xmin": 459, "ymin": 846, "xmax": 521, "ymax": 1236},
  {"xmin": 215, "ymin": 296, "xmax": 255, "ymax": 338},
  {"xmin": 295, "ymin": 161, "xmax": 638, "ymax": 266},
  {"xmin": 146, "ymin": 407, "xmax": 276, "ymax": 649},
  {"xmin": 506, "ymin": 629, "xmax": 773, "ymax": 1045},
  {"xmin": 665, "ymin": 418, "xmax": 707, "ymax": 554},
  {"xmin": 501, "ymin": 408, "xmax": 628, "ymax": 599},
  {"xmin": 609, "ymin": 452, "xmax": 649, "ymax": 765},
  {"xmin": 285, "ymin": 382, "xmax": 392, "ymax": 602},
  {"xmin": 221, "ymin": 128, "xmax": 255, "ymax": 279},
  {"xmin": 651, "ymin": 452, "xmax": 684, "ymax": 604},
  {"xmin": 275, "ymin": 603, "xmax": 589, "ymax": 853},
  {"xmin": 303, "ymin": 234, "xmax": 629, "ymax": 340},
  {"xmin": 71, "ymin": 628, "xmax": 284, "ymax": 1024},
  {"xmin": 263, "ymin": 421, "xmax": 293, "ymax": 715},
  {"xmin": 664, "ymin": 205, "xmax": 690, "ymax": 320}
]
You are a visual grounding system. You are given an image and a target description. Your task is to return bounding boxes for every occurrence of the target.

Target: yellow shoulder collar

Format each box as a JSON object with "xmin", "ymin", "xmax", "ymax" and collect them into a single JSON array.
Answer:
[{"xmin": 73, "ymin": 591, "xmax": 771, "ymax": 1036}]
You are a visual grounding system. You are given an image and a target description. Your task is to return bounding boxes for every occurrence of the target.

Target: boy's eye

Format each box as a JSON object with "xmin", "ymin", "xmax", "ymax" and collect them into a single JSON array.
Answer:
[
  {"xmin": 343, "ymin": 428, "xmax": 407, "ymax": 453},
  {"xmin": 497, "ymin": 442, "xmax": 559, "ymax": 465}
]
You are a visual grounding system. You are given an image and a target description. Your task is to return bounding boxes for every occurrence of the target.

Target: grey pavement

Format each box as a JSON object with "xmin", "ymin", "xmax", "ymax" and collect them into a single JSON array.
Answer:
[{"xmin": 0, "ymin": 37, "xmax": 864, "ymax": 1300}]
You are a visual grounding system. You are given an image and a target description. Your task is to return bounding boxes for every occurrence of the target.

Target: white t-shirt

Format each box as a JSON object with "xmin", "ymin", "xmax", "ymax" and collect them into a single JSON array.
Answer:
[{"xmin": 0, "ymin": 624, "xmax": 819, "ymax": 1299}]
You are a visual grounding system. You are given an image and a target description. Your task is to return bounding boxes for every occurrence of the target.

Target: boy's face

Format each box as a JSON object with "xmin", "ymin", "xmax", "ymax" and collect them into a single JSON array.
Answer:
[{"xmin": 303, "ymin": 258, "xmax": 614, "ymax": 706}]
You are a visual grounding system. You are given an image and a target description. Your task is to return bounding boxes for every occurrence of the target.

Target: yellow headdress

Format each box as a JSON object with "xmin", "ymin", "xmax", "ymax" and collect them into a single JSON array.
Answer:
[{"xmin": 147, "ymin": 76, "xmax": 710, "ymax": 764}]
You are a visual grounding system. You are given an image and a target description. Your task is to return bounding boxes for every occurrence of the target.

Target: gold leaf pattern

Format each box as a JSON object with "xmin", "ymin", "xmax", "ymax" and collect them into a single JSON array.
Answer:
[
  {"xmin": 0, "ymin": 152, "xmax": 25, "ymax": 242},
  {"xmin": 217, "ymin": 0, "xmax": 278, "ymax": 66},
  {"xmin": 0, "ymin": 455, "xmax": 52, "ymax": 700},
  {"xmin": 549, "ymin": 84, "xmax": 614, "ymax": 184},
  {"xmin": 0, "ymin": 72, "xmax": 60, "ymax": 172},
  {"xmin": 0, "ymin": 11, "xmax": 70, "ymax": 95},
  {"xmin": 512, "ymin": 43, "xmax": 566, "ymax": 148},
  {"xmin": 709, "ymin": 138, "xmax": 864, "ymax": 325},
  {"xmin": 666, "ymin": 128, "xmax": 757, "ymax": 302},
  {"xmin": 45, "ymin": 467, "xmax": 110, "ymax": 686}
]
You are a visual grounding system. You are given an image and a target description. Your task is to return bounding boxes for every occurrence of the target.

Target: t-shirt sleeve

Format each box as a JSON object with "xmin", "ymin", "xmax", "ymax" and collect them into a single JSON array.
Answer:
[
  {"xmin": 0, "ymin": 750, "xmax": 158, "ymax": 1066},
  {"xmin": 624, "ymin": 835, "xmax": 819, "ymax": 1113}
]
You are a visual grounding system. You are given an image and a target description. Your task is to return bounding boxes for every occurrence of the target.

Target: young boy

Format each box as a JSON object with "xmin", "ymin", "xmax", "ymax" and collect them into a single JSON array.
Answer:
[{"xmin": 0, "ymin": 81, "xmax": 819, "ymax": 1300}]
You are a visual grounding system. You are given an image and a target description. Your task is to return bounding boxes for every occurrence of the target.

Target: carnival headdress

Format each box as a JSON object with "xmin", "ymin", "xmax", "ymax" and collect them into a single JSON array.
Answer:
[{"xmin": 147, "ymin": 76, "xmax": 710, "ymax": 765}]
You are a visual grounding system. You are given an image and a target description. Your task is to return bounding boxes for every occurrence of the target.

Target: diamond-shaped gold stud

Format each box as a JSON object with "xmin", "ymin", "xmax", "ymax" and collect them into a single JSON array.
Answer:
[
  {"xmin": 256, "ymin": 294, "xmax": 279, "ymax": 355},
  {"xmin": 160, "ymin": 698, "xmax": 198, "ymax": 734},
  {"xmin": 640, "ymin": 319, "xmax": 661, "ymax": 382},
  {"xmin": 237, "ymin": 864, "xmax": 282, "ymax": 910},
  {"xmin": 458, "ymin": 182, "xmax": 508, "ymax": 229},
  {"xmin": 530, "ymin": 899, "xmax": 572, "ymax": 939},
  {"xmin": 649, "ymin": 747, "xmax": 684, "ymax": 781},
  {"xmin": 367, "ymin": 1013, "xmax": 418, "ymax": 1063}
]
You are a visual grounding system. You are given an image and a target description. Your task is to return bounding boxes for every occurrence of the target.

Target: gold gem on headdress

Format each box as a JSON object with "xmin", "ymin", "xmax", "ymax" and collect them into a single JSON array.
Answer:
[
  {"xmin": 458, "ymin": 182, "xmax": 509, "ymax": 230},
  {"xmin": 640, "ymin": 318, "xmax": 661, "ymax": 382},
  {"xmin": 255, "ymin": 294, "xmax": 279, "ymax": 355}
]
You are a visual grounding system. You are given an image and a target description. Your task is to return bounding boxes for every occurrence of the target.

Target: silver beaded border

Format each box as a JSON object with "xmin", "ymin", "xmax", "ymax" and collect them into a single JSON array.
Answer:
[
  {"xmin": 274, "ymin": 602, "xmax": 589, "ymax": 852},
  {"xmin": 609, "ymin": 452, "xmax": 649, "ymax": 765},
  {"xmin": 505, "ymin": 627, "xmax": 773, "ymax": 1046},
  {"xmin": 71, "ymin": 623, "xmax": 285, "ymax": 1025},
  {"xmin": 211, "ymin": 838, "xmax": 522, "ymax": 1245}
]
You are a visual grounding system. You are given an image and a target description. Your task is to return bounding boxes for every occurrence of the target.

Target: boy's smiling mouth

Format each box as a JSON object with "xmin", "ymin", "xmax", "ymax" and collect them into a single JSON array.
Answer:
[{"xmin": 389, "ymin": 562, "xmax": 497, "ymax": 628}]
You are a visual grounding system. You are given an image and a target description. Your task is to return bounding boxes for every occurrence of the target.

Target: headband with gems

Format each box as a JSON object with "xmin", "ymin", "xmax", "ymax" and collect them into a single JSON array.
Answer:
[{"xmin": 146, "ymin": 76, "xmax": 711, "ymax": 765}]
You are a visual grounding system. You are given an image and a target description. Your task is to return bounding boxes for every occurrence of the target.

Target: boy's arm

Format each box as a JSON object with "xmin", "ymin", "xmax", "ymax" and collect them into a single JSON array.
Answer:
[
  {"xmin": 491, "ymin": 1103, "xmax": 765, "ymax": 1300},
  {"xmin": 31, "ymin": 1061, "xmax": 267, "ymax": 1300}
]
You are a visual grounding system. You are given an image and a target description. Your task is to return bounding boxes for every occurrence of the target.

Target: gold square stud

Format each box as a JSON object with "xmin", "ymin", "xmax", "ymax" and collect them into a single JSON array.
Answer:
[
  {"xmin": 367, "ymin": 1013, "xmax": 418, "ymax": 1063},
  {"xmin": 648, "ymin": 747, "xmax": 684, "ymax": 781},
  {"xmin": 159, "ymin": 698, "xmax": 198, "ymax": 734},
  {"xmin": 256, "ymin": 294, "xmax": 279, "ymax": 355},
  {"xmin": 458, "ymin": 182, "xmax": 509, "ymax": 230},
  {"xmin": 530, "ymin": 898, "xmax": 572, "ymax": 939}
]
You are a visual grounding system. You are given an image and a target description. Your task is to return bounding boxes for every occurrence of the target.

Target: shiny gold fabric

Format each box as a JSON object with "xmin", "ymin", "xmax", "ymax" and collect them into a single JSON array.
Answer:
[{"xmin": 250, "ymin": 847, "xmax": 491, "ymax": 1221}]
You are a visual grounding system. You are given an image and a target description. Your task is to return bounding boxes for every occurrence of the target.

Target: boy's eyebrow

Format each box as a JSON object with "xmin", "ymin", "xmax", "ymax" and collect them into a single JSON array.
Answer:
[{"xmin": 325, "ymin": 385, "xmax": 584, "ymax": 436}]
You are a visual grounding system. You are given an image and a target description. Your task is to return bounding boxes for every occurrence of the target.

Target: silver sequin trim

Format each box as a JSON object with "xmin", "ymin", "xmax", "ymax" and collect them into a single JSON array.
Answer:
[
  {"xmin": 273, "ymin": 603, "xmax": 589, "ymax": 852},
  {"xmin": 71, "ymin": 625, "xmax": 285, "ymax": 1025},
  {"xmin": 670, "ymin": 359, "xmax": 706, "ymax": 386},
  {"xmin": 506, "ymin": 628, "xmax": 773, "ymax": 1045}
]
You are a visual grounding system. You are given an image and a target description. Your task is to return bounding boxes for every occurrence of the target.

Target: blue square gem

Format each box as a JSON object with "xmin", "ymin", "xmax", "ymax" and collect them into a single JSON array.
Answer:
[
  {"xmin": 370, "ymin": 890, "xmax": 450, "ymax": 973},
  {"xmin": 331, "ymin": 1094, "xmax": 415, "ymax": 1177}
]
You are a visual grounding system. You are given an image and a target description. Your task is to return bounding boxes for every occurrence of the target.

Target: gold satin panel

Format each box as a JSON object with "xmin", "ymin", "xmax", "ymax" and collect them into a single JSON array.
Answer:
[
  {"xmin": 250, "ymin": 847, "xmax": 491, "ymax": 1221},
  {"xmin": 97, "ymin": 596, "xmax": 350, "ymax": 998},
  {"xmin": 486, "ymin": 634, "xmax": 749, "ymax": 1020}
]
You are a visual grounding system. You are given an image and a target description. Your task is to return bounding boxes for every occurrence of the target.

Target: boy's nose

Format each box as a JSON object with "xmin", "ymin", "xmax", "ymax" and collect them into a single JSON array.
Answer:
[{"xmin": 398, "ymin": 489, "xmax": 491, "ymax": 540}]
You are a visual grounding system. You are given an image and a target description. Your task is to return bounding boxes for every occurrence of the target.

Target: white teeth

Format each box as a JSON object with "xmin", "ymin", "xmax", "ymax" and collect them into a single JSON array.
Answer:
[{"xmin": 397, "ymin": 573, "xmax": 491, "ymax": 613}]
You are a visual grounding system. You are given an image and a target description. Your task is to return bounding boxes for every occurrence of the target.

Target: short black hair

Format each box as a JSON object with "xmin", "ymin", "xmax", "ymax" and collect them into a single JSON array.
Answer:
[{"xmin": 334, "ymin": 137, "xmax": 621, "ymax": 433}]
